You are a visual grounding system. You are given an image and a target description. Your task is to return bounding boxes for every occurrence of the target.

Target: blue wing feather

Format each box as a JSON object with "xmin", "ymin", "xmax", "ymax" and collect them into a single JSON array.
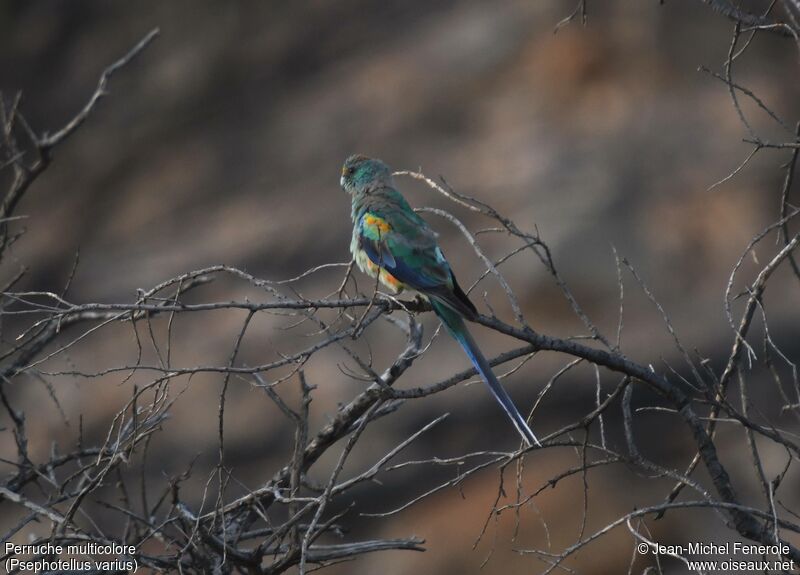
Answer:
[
  {"xmin": 357, "ymin": 217, "xmax": 396, "ymax": 268},
  {"xmin": 359, "ymin": 232, "xmax": 441, "ymax": 289},
  {"xmin": 359, "ymin": 224, "xmax": 477, "ymax": 318}
]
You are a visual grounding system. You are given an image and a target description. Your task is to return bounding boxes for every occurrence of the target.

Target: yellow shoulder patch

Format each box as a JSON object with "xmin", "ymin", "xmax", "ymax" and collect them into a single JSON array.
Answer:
[{"xmin": 363, "ymin": 213, "xmax": 391, "ymax": 234}]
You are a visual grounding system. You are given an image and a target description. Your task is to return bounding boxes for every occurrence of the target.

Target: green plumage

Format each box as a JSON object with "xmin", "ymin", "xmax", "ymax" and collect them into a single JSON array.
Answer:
[{"xmin": 340, "ymin": 155, "xmax": 539, "ymax": 446}]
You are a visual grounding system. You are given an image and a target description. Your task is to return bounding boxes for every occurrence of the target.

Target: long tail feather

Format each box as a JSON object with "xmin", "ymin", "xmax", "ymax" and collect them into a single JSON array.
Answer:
[{"xmin": 431, "ymin": 300, "xmax": 540, "ymax": 447}]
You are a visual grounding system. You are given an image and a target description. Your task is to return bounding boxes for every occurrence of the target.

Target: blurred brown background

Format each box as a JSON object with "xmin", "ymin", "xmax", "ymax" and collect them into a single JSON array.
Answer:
[{"xmin": 1, "ymin": 1, "xmax": 799, "ymax": 573}]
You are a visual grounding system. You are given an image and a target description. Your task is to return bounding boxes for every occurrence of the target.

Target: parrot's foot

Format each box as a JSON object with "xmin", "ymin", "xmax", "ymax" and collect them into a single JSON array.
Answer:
[{"xmin": 412, "ymin": 294, "xmax": 429, "ymax": 312}]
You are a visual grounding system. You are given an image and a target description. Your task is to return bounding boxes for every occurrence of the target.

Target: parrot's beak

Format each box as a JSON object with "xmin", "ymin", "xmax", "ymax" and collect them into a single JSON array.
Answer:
[{"xmin": 340, "ymin": 175, "xmax": 346, "ymax": 189}]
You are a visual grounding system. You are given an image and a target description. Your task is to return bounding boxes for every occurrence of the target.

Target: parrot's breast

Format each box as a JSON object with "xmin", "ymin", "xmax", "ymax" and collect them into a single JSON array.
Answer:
[{"xmin": 353, "ymin": 247, "xmax": 406, "ymax": 293}]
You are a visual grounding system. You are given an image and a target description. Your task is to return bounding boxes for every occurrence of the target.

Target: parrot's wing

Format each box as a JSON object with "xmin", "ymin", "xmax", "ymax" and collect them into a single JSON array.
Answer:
[{"xmin": 357, "ymin": 209, "xmax": 477, "ymax": 320}]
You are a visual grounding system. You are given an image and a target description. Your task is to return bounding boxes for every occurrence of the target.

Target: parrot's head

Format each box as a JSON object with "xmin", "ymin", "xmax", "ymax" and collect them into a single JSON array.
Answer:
[{"xmin": 340, "ymin": 155, "xmax": 392, "ymax": 194}]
